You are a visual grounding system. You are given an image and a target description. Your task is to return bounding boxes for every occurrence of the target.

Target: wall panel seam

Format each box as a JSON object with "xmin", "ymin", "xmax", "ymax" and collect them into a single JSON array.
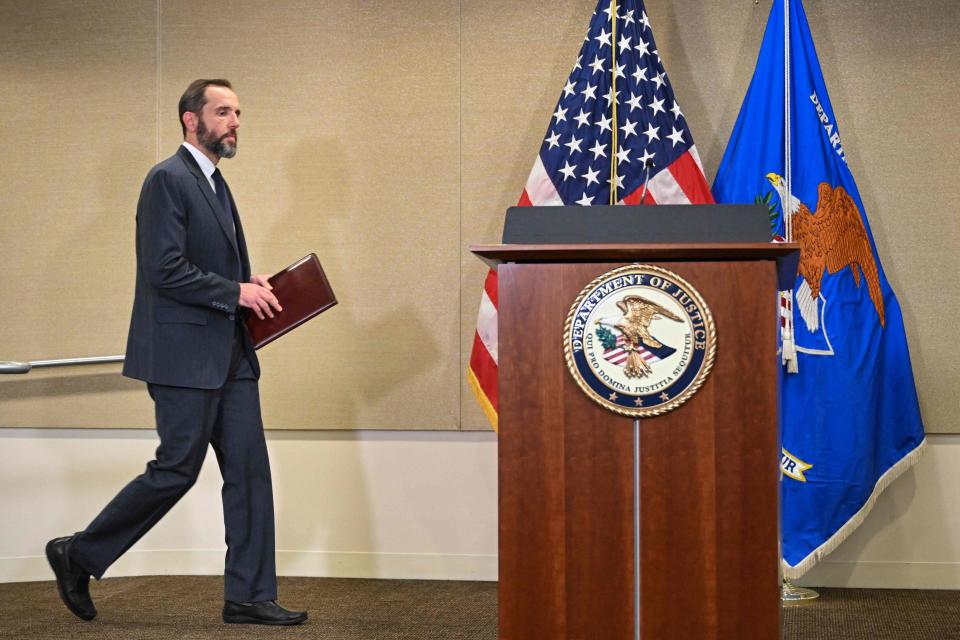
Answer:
[
  {"xmin": 156, "ymin": 0, "xmax": 162, "ymax": 163},
  {"xmin": 458, "ymin": 0, "xmax": 464, "ymax": 430}
]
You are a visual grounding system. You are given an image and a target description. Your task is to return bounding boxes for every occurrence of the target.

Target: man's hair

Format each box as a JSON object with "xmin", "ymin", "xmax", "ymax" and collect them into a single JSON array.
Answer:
[{"xmin": 178, "ymin": 78, "xmax": 233, "ymax": 137}]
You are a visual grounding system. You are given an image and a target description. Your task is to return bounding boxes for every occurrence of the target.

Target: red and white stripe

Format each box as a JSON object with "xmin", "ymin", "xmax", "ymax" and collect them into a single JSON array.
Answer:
[
  {"xmin": 519, "ymin": 155, "xmax": 564, "ymax": 206},
  {"xmin": 621, "ymin": 147, "xmax": 714, "ymax": 205},
  {"xmin": 468, "ymin": 270, "xmax": 499, "ymax": 428},
  {"xmin": 780, "ymin": 291, "xmax": 792, "ymax": 330}
]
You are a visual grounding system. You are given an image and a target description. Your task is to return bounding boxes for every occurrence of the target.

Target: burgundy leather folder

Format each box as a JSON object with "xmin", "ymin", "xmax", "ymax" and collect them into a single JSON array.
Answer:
[{"xmin": 244, "ymin": 253, "xmax": 337, "ymax": 349}]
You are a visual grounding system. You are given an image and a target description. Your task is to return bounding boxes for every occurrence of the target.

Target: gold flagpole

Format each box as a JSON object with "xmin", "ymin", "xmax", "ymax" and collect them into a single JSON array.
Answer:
[{"xmin": 609, "ymin": 0, "xmax": 619, "ymax": 204}]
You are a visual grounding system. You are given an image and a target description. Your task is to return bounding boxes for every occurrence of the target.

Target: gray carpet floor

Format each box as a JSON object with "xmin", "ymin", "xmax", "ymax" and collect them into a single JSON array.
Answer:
[{"xmin": 1, "ymin": 576, "xmax": 958, "ymax": 639}]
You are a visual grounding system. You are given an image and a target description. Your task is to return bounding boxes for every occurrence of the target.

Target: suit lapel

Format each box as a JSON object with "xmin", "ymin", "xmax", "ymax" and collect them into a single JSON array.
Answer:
[{"xmin": 176, "ymin": 146, "xmax": 241, "ymax": 261}]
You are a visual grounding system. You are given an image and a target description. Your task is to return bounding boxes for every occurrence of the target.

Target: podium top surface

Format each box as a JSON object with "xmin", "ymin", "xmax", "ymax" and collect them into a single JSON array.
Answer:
[
  {"xmin": 502, "ymin": 204, "xmax": 773, "ymax": 244},
  {"xmin": 469, "ymin": 242, "xmax": 800, "ymax": 267}
]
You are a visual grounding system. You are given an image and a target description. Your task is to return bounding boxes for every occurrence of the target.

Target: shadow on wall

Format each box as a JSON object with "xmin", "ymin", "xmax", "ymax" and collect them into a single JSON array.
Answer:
[
  {"xmin": 262, "ymin": 138, "xmax": 439, "ymax": 571},
  {"xmin": 269, "ymin": 431, "xmax": 378, "ymax": 578},
  {"xmin": 257, "ymin": 137, "xmax": 442, "ymax": 430}
]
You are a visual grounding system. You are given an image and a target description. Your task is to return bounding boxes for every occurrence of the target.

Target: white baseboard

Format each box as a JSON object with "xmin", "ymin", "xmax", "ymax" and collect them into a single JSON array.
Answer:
[
  {"xmin": 0, "ymin": 549, "xmax": 498, "ymax": 584},
  {"xmin": 795, "ymin": 560, "xmax": 960, "ymax": 590}
]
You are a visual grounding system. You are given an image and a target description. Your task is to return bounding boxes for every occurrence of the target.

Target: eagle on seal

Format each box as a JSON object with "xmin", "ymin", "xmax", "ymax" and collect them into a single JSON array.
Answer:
[
  {"xmin": 614, "ymin": 295, "xmax": 682, "ymax": 378},
  {"xmin": 766, "ymin": 173, "xmax": 885, "ymax": 330}
]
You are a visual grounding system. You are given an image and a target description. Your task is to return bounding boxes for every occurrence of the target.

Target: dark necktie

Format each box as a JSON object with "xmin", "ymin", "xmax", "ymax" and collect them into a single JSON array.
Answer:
[
  {"xmin": 211, "ymin": 168, "xmax": 235, "ymax": 230},
  {"xmin": 211, "ymin": 169, "xmax": 233, "ymax": 219},
  {"xmin": 211, "ymin": 168, "xmax": 242, "ymax": 282}
]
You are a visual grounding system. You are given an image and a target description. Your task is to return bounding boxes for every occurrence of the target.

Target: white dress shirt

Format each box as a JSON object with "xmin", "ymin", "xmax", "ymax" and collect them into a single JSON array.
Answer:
[{"xmin": 181, "ymin": 141, "xmax": 217, "ymax": 193}]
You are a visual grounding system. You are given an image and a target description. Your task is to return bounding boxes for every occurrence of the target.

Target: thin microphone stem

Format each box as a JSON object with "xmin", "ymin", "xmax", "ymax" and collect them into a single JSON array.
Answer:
[{"xmin": 639, "ymin": 161, "xmax": 653, "ymax": 204}]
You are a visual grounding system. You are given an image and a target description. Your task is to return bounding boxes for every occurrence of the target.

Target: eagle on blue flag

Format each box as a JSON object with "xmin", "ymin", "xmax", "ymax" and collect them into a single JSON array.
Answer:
[
  {"xmin": 711, "ymin": 0, "xmax": 926, "ymax": 578},
  {"xmin": 765, "ymin": 174, "xmax": 885, "ymax": 331}
]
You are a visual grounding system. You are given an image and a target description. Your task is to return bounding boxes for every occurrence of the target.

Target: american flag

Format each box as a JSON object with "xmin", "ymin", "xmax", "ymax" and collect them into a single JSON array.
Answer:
[{"xmin": 468, "ymin": 0, "xmax": 714, "ymax": 430}]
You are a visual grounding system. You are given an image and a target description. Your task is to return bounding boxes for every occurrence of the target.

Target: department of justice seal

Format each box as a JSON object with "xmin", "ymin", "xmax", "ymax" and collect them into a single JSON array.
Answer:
[{"xmin": 563, "ymin": 264, "xmax": 717, "ymax": 418}]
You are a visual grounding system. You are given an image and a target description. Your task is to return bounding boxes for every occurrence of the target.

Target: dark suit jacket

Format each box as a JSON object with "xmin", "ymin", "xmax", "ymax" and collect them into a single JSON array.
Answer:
[{"xmin": 123, "ymin": 145, "xmax": 260, "ymax": 388}]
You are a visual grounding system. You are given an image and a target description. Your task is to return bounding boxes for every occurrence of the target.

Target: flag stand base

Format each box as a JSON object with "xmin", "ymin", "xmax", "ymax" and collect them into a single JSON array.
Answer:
[{"xmin": 781, "ymin": 579, "xmax": 819, "ymax": 605}]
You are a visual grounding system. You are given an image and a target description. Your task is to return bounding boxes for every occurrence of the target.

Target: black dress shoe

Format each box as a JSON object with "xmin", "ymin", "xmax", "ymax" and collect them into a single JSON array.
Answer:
[
  {"xmin": 45, "ymin": 536, "xmax": 96, "ymax": 621},
  {"xmin": 223, "ymin": 600, "xmax": 308, "ymax": 625}
]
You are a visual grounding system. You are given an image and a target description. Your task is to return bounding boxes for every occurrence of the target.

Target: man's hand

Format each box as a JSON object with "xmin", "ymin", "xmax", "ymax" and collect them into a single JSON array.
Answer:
[
  {"xmin": 239, "ymin": 276, "xmax": 282, "ymax": 320},
  {"xmin": 250, "ymin": 274, "xmax": 272, "ymax": 289}
]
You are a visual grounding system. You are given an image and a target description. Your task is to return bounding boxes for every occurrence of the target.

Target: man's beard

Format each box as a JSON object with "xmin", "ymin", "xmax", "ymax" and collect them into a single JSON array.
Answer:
[{"xmin": 197, "ymin": 118, "xmax": 237, "ymax": 159}]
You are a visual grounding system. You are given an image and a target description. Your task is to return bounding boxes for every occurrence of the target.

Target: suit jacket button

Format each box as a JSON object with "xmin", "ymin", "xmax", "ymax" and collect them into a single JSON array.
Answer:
[{"xmin": 228, "ymin": 314, "xmax": 235, "ymax": 321}]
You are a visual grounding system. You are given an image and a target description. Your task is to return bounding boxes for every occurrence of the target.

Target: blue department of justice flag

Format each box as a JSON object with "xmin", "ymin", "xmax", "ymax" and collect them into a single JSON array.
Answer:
[{"xmin": 712, "ymin": 0, "xmax": 925, "ymax": 578}]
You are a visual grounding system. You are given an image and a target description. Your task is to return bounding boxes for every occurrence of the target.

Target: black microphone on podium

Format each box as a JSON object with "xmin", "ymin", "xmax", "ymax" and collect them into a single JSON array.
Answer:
[{"xmin": 639, "ymin": 158, "xmax": 654, "ymax": 204}]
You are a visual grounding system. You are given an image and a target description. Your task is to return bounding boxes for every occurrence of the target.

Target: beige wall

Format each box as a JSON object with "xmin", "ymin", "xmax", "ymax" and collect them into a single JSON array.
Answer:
[{"xmin": 1, "ymin": 0, "xmax": 957, "ymax": 431}]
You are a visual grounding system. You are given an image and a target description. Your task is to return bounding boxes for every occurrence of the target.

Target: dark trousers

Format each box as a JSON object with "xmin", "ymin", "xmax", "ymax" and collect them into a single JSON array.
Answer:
[{"xmin": 70, "ymin": 334, "xmax": 277, "ymax": 602}]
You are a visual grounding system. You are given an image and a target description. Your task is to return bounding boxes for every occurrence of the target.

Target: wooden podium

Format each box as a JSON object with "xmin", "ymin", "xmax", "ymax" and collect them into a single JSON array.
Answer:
[{"xmin": 470, "ymin": 242, "xmax": 797, "ymax": 640}]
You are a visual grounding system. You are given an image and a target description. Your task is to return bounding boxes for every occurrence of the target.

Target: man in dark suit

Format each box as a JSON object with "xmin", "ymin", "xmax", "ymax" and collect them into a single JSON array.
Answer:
[{"xmin": 46, "ymin": 79, "xmax": 307, "ymax": 626}]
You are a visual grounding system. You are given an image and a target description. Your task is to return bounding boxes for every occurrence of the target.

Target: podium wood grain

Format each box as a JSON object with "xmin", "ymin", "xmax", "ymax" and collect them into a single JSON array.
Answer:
[{"xmin": 498, "ymin": 260, "xmax": 780, "ymax": 640}]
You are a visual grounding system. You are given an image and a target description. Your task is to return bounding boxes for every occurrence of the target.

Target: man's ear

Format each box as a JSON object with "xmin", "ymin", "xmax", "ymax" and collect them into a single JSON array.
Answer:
[{"xmin": 182, "ymin": 111, "xmax": 198, "ymax": 134}]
